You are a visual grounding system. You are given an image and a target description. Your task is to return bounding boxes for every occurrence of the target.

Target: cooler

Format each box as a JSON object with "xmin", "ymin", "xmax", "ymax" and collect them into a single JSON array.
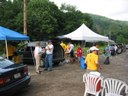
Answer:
[{"xmin": 80, "ymin": 57, "xmax": 86, "ymax": 69}]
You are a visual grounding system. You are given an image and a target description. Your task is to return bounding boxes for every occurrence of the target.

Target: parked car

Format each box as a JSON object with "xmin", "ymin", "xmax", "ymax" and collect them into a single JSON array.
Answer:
[
  {"xmin": 116, "ymin": 43, "xmax": 126, "ymax": 54},
  {"xmin": 0, "ymin": 57, "xmax": 31, "ymax": 96},
  {"xmin": 15, "ymin": 41, "xmax": 65, "ymax": 65},
  {"xmin": 126, "ymin": 44, "xmax": 128, "ymax": 49}
]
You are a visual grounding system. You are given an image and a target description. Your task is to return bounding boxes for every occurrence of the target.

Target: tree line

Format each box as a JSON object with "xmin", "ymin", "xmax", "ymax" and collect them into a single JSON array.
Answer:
[{"xmin": 0, "ymin": 0, "xmax": 128, "ymax": 43}]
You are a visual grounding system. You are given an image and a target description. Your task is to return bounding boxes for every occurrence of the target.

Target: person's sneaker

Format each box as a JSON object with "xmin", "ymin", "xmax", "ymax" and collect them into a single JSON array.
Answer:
[
  {"xmin": 48, "ymin": 69, "xmax": 52, "ymax": 71},
  {"xmin": 36, "ymin": 71, "xmax": 41, "ymax": 74},
  {"xmin": 43, "ymin": 69, "xmax": 47, "ymax": 71}
]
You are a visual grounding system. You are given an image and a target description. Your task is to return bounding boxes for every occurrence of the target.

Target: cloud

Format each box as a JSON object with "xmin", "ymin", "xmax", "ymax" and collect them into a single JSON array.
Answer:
[{"xmin": 50, "ymin": 0, "xmax": 128, "ymax": 21}]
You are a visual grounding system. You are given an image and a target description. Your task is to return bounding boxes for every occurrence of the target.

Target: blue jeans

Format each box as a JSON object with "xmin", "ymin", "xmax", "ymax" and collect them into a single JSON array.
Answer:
[
  {"xmin": 78, "ymin": 57, "xmax": 81, "ymax": 62},
  {"xmin": 45, "ymin": 54, "xmax": 53, "ymax": 69}
]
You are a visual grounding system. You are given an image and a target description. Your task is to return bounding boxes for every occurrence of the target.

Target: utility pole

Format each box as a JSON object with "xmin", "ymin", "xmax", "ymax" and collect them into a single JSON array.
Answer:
[
  {"xmin": 109, "ymin": 31, "xmax": 111, "ymax": 39},
  {"xmin": 24, "ymin": 0, "xmax": 27, "ymax": 35}
]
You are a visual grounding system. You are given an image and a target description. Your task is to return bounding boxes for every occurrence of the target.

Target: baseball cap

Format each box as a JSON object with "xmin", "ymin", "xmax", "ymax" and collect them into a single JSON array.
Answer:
[{"xmin": 90, "ymin": 46, "xmax": 99, "ymax": 51}]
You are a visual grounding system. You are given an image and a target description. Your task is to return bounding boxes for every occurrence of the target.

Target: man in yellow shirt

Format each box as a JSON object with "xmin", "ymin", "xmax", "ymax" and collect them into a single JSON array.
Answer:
[
  {"xmin": 60, "ymin": 41, "xmax": 66, "ymax": 52},
  {"xmin": 4, "ymin": 43, "xmax": 16, "ymax": 60},
  {"xmin": 85, "ymin": 46, "xmax": 101, "ymax": 72}
]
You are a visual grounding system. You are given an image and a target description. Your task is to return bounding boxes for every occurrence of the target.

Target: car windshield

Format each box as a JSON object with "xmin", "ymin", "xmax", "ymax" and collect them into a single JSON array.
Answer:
[{"xmin": 0, "ymin": 57, "xmax": 14, "ymax": 68}]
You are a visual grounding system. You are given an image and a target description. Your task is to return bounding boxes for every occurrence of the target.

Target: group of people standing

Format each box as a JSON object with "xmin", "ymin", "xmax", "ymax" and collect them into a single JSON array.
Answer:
[
  {"xmin": 4, "ymin": 40, "xmax": 101, "ymax": 75},
  {"xmin": 60, "ymin": 41, "xmax": 75, "ymax": 63},
  {"xmin": 60, "ymin": 41, "xmax": 101, "ymax": 73},
  {"xmin": 34, "ymin": 40, "xmax": 101, "ymax": 74},
  {"xmin": 33, "ymin": 40, "xmax": 83, "ymax": 74},
  {"xmin": 60, "ymin": 41, "xmax": 83, "ymax": 63},
  {"xmin": 34, "ymin": 40, "xmax": 54, "ymax": 74}
]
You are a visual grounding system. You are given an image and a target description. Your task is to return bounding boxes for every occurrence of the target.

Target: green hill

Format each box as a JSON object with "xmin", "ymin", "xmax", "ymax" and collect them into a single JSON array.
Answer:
[{"xmin": 88, "ymin": 14, "xmax": 128, "ymax": 43}]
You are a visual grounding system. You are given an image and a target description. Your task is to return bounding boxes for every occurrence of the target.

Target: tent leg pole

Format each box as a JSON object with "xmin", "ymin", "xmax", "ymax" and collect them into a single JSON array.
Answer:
[
  {"xmin": 28, "ymin": 40, "xmax": 36, "ymax": 66},
  {"xmin": 5, "ymin": 40, "xmax": 8, "ymax": 59}
]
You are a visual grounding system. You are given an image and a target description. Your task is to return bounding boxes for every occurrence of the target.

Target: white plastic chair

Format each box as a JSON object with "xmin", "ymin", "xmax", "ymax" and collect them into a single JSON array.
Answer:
[
  {"xmin": 102, "ymin": 78, "xmax": 128, "ymax": 96},
  {"xmin": 83, "ymin": 72, "xmax": 103, "ymax": 96}
]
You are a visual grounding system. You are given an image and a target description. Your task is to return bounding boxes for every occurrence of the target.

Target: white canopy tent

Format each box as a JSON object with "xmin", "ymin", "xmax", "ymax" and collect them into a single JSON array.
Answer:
[{"xmin": 57, "ymin": 24, "xmax": 109, "ymax": 42}]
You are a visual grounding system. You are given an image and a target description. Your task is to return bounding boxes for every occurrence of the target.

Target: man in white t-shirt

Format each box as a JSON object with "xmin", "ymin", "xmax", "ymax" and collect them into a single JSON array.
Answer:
[
  {"xmin": 68, "ymin": 42, "xmax": 74, "ymax": 58},
  {"xmin": 44, "ymin": 40, "xmax": 54, "ymax": 71}
]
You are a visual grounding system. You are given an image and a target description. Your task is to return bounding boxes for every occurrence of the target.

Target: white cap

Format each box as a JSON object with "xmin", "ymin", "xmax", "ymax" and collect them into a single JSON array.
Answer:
[{"xmin": 90, "ymin": 46, "xmax": 99, "ymax": 51}]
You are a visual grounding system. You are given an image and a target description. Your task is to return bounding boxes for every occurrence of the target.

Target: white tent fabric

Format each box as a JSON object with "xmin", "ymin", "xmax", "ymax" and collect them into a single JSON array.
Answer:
[{"xmin": 57, "ymin": 24, "xmax": 109, "ymax": 42}]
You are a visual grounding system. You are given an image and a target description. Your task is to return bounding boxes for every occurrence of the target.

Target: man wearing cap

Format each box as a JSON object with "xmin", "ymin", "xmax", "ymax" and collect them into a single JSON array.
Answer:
[
  {"xmin": 44, "ymin": 40, "xmax": 54, "ymax": 71},
  {"xmin": 85, "ymin": 46, "xmax": 101, "ymax": 72}
]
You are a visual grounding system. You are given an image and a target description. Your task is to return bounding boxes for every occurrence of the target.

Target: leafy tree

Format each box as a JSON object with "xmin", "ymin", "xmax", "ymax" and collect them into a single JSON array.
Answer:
[
  {"xmin": 90, "ymin": 14, "xmax": 128, "ymax": 43},
  {"xmin": 16, "ymin": 0, "xmax": 63, "ymax": 40},
  {"xmin": 116, "ymin": 35, "xmax": 124, "ymax": 43},
  {"xmin": 0, "ymin": 0, "xmax": 23, "ymax": 31},
  {"xmin": 1, "ymin": 0, "xmax": 128, "ymax": 44},
  {"xmin": 60, "ymin": 3, "xmax": 77, "ymax": 12},
  {"xmin": 60, "ymin": 4, "xmax": 93, "ymax": 35}
]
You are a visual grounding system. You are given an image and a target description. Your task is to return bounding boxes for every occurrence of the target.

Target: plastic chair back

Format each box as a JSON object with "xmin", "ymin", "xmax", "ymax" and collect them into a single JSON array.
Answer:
[
  {"xmin": 102, "ymin": 78, "xmax": 128, "ymax": 96},
  {"xmin": 83, "ymin": 72, "xmax": 103, "ymax": 96}
]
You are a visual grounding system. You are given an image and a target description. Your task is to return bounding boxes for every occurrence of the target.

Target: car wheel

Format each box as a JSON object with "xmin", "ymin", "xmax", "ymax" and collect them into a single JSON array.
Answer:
[{"xmin": 116, "ymin": 48, "xmax": 122, "ymax": 54}]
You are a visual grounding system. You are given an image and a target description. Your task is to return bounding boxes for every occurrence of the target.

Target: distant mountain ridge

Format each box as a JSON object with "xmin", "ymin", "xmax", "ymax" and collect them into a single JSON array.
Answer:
[{"xmin": 88, "ymin": 14, "xmax": 128, "ymax": 43}]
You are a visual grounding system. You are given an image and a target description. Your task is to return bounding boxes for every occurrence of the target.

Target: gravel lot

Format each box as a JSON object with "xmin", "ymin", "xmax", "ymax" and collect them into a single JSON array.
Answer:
[{"xmin": 16, "ymin": 50, "xmax": 128, "ymax": 96}]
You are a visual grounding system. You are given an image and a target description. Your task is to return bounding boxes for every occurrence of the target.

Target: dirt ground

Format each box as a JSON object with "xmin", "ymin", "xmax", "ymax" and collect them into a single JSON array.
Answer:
[{"xmin": 17, "ymin": 50, "xmax": 128, "ymax": 96}]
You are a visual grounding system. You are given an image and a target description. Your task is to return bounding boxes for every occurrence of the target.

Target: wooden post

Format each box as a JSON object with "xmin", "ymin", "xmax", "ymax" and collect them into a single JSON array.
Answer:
[{"xmin": 24, "ymin": 0, "xmax": 27, "ymax": 35}]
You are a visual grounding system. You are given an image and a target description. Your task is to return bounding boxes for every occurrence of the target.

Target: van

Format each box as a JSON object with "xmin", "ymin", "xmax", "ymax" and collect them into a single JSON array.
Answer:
[{"xmin": 15, "ymin": 41, "xmax": 65, "ymax": 65}]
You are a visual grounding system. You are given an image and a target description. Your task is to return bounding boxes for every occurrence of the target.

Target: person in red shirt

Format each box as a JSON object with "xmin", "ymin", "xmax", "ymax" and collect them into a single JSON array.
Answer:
[{"xmin": 76, "ymin": 44, "xmax": 82, "ymax": 62}]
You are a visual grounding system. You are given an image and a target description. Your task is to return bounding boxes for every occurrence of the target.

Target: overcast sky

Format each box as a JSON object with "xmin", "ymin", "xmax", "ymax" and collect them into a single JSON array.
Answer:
[{"xmin": 50, "ymin": 0, "xmax": 128, "ymax": 21}]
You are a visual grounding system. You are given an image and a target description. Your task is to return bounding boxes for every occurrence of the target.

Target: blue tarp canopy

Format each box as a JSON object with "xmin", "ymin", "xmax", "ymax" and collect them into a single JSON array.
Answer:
[
  {"xmin": 0, "ymin": 26, "xmax": 29, "ymax": 40},
  {"xmin": 0, "ymin": 26, "xmax": 29, "ymax": 59}
]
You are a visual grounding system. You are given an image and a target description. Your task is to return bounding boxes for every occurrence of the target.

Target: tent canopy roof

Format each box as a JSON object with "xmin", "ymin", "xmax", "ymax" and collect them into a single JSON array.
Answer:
[
  {"xmin": 57, "ymin": 24, "xmax": 109, "ymax": 42},
  {"xmin": 0, "ymin": 26, "xmax": 29, "ymax": 40}
]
